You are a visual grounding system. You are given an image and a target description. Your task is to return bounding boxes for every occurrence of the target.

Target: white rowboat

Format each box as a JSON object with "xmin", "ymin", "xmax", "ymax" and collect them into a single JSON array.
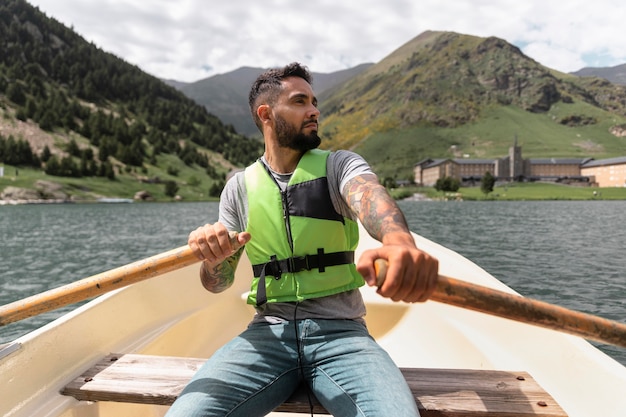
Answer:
[{"xmin": 1, "ymin": 224, "xmax": 626, "ymax": 416}]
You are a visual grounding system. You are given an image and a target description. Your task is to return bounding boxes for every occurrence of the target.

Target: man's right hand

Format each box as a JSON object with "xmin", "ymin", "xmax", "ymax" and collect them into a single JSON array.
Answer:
[{"xmin": 188, "ymin": 222, "xmax": 251, "ymax": 265}]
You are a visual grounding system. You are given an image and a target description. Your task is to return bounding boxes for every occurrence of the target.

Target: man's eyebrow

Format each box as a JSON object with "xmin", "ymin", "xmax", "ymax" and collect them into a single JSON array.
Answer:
[{"xmin": 290, "ymin": 92, "xmax": 318, "ymax": 105}]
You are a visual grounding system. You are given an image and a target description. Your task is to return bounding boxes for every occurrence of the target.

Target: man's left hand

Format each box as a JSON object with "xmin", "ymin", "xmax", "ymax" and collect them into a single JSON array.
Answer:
[{"xmin": 357, "ymin": 244, "xmax": 438, "ymax": 303}]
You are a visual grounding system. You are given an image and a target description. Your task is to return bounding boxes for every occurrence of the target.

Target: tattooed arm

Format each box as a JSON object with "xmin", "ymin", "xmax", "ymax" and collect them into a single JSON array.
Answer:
[
  {"xmin": 199, "ymin": 246, "xmax": 245, "ymax": 292},
  {"xmin": 344, "ymin": 174, "xmax": 438, "ymax": 303},
  {"xmin": 344, "ymin": 174, "xmax": 414, "ymax": 246},
  {"xmin": 188, "ymin": 222, "xmax": 251, "ymax": 293}
]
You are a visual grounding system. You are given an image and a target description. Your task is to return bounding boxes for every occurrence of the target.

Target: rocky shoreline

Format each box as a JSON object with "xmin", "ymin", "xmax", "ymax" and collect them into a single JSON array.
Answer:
[
  {"xmin": 402, "ymin": 193, "xmax": 432, "ymax": 201},
  {"xmin": 0, "ymin": 198, "xmax": 74, "ymax": 205},
  {"xmin": 0, "ymin": 180, "xmax": 159, "ymax": 205},
  {"xmin": 0, "ymin": 181, "xmax": 73, "ymax": 205}
]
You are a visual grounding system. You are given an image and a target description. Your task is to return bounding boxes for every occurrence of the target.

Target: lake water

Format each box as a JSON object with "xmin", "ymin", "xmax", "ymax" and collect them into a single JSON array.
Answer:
[{"xmin": 1, "ymin": 200, "xmax": 625, "ymax": 366}]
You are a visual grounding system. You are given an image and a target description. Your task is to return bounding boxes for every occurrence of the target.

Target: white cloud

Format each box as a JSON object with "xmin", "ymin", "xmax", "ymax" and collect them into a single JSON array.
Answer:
[
  {"xmin": 523, "ymin": 42, "xmax": 587, "ymax": 72},
  {"xmin": 28, "ymin": 0, "xmax": 626, "ymax": 82}
]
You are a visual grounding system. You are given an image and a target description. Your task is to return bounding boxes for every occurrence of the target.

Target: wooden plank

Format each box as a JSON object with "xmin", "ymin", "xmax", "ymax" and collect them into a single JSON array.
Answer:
[
  {"xmin": 63, "ymin": 354, "xmax": 204, "ymax": 406},
  {"xmin": 62, "ymin": 354, "xmax": 568, "ymax": 416},
  {"xmin": 402, "ymin": 368, "xmax": 565, "ymax": 417}
]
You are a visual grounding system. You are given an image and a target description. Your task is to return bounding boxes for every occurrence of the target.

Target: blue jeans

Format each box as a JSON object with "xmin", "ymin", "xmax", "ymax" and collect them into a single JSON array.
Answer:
[{"xmin": 165, "ymin": 318, "xmax": 419, "ymax": 417}]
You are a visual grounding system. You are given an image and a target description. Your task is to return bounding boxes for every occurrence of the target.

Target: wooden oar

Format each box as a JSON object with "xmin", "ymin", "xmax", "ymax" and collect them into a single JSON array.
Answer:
[
  {"xmin": 0, "ymin": 232, "xmax": 243, "ymax": 327},
  {"xmin": 2, "ymin": 249, "xmax": 625, "ymax": 350},
  {"xmin": 0, "ymin": 245, "xmax": 198, "ymax": 326},
  {"xmin": 375, "ymin": 259, "xmax": 626, "ymax": 348}
]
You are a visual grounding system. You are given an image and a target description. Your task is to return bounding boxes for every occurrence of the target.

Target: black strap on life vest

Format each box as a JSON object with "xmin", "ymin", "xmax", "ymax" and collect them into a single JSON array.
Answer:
[{"xmin": 252, "ymin": 249, "xmax": 354, "ymax": 306}]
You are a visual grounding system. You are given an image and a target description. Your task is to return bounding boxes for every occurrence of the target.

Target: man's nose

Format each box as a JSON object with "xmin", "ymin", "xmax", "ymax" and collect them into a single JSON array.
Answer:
[{"xmin": 308, "ymin": 104, "xmax": 320, "ymax": 119}]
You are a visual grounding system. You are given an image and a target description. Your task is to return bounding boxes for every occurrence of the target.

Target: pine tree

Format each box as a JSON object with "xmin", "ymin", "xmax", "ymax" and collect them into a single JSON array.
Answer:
[
  {"xmin": 164, "ymin": 180, "xmax": 178, "ymax": 197},
  {"xmin": 41, "ymin": 145, "xmax": 51, "ymax": 162},
  {"xmin": 481, "ymin": 171, "xmax": 496, "ymax": 195}
]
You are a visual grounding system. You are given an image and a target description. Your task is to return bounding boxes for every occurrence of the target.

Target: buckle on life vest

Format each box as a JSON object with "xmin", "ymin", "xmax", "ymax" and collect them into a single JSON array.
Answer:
[
  {"xmin": 252, "ymin": 250, "xmax": 354, "ymax": 278},
  {"xmin": 269, "ymin": 255, "xmax": 282, "ymax": 279},
  {"xmin": 288, "ymin": 250, "xmax": 315, "ymax": 273},
  {"xmin": 252, "ymin": 250, "xmax": 355, "ymax": 307}
]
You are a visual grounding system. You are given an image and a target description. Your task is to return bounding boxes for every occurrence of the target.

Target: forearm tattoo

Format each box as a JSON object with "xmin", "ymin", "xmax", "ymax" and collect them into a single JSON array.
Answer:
[
  {"xmin": 345, "ymin": 175, "xmax": 410, "ymax": 241},
  {"xmin": 200, "ymin": 246, "xmax": 244, "ymax": 293}
]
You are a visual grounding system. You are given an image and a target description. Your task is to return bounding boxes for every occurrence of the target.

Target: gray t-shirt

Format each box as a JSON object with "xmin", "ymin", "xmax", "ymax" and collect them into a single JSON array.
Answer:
[{"xmin": 219, "ymin": 150, "xmax": 375, "ymax": 323}]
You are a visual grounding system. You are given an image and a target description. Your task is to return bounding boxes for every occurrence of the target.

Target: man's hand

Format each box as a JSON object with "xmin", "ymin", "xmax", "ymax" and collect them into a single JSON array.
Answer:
[
  {"xmin": 188, "ymin": 222, "xmax": 251, "ymax": 293},
  {"xmin": 188, "ymin": 222, "xmax": 250, "ymax": 266},
  {"xmin": 357, "ymin": 242, "xmax": 438, "ymax": 303}
]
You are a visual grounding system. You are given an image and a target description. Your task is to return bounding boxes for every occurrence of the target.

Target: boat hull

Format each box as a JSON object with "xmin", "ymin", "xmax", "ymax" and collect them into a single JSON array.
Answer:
[{"xmin": 2, "ymin": 225, "xmax": 626, "ymax": 416}]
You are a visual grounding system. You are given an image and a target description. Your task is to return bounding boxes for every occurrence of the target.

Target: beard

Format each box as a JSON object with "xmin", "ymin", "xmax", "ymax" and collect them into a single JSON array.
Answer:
[{"xmin": 275, "ymin": 115, "xmax": 321, "ymax": 152}]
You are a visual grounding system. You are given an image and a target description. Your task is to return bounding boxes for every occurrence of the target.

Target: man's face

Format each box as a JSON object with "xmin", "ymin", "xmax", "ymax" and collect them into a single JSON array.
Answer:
[{"xmin": 272, "ymin": 76, "xmax": 321, "ymax": 152}]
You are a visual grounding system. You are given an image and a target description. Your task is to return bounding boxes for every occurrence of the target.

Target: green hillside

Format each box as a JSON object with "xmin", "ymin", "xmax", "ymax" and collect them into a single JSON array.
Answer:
[
  {"xmin": 4, "ymin": 3, "xmax": 626, "ymax": 199},
  {"xmin": 0, "ymin": 0, "xmax": 262, "ymax": 202},
  {"xmin": 318, "ymin": 31, "xmax": 626, "ymax": 180},
  {"xmin": 355, "ymin": 104, "xmax": 626, "ymax": 180}
]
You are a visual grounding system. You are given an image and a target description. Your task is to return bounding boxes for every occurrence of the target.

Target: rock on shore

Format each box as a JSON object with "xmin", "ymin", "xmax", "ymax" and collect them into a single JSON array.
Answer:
[{"xmin": 0, "ymin": 180, "xmax": 70, "ymax": 204}]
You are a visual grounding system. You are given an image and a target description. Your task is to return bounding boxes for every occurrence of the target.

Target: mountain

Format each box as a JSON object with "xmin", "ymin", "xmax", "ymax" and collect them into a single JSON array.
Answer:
[
  {"xmin": 0, "ymin": 0, "xmax": 263, "ymax": 202},
  {"xmin": 165, "ymin": 64, "xmax": 372, "ymax": 137},
  {"xmin": 165, "ymin": 31, "xmax": 626, "ymax": 181},
  {"xmin": 571, "ymin": 64, "xmax": 626, "ymax": 85},
  {"xmin": 4, "ymin": 0, "xmax": 626, "ymax": 196},
  {"xmin": 315, "ymin": 31, "xmax": 626, "ymax": 180}
]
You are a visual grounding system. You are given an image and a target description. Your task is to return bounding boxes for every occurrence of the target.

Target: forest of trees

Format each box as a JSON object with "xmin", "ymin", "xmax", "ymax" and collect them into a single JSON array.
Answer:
[
  {"xmin": 0, "ymin": 0, "xmax": 262, "ymax": 180},
  {"xmin": 0, "ymin": 134, "xmax": 40, "ymax": 168},
  {"xmin": 0, "ymin": 133, "xmax": 117, "ymax": 178}
]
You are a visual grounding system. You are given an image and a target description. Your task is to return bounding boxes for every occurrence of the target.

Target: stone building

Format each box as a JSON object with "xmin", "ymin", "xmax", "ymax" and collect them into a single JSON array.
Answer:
[
  {"xmin": 528, "ymin": 158, "xmax": 591, "ymax": 181},
  {"xmin": 413, "ymin": 142, "xmax": 618, "ymax": 187},
  {"xmin": 581, "ymin": 157, "xmax": 626, "ymax": 187}
]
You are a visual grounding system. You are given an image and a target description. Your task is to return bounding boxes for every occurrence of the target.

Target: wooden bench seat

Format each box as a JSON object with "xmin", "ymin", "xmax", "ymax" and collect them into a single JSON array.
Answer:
[{"xmin": 62, "ymin": 353, "xmax": 567, "ymax": 416}]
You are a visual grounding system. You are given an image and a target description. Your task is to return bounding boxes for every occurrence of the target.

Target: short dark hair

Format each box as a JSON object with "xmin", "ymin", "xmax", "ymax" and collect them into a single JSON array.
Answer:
[{"xmin": 248, "ymin": 62, "xmax": 313, "ymax": 131}]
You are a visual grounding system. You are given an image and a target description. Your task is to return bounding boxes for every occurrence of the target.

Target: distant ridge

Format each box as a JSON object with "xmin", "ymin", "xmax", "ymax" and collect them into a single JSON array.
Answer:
[
  {"xmin": 165, "ymin": 64, "xmax": 373, "ymax": 136},
  {"xmin": 571, "ymin": 63, "xmax": 626, "ymax": 85}
]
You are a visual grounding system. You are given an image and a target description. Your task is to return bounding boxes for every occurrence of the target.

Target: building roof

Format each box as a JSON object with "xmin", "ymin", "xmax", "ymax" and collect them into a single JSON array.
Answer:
[
  {"xmin": 529, "ymin": 158, "xmax": 588, "ymax": 165},
  {"xmin": 581, "ymin": 156, "xmax": 626, "ymax": 168},
  {"xmin": 453, "ymin": 158, "xmax": 496, "ymax": 165},
  {"xmin": 420, "ymin": 158, "xmax": 498, "ymax": 169},
  {"xmin": 414, "ymin": 158, "xmax": 434, "ymax": 167},
  {"xmin": 417, "ymin": 153, "xmax": 626, "ymax": 170},
  {"xmin": 422, "ymin": 159, "xmax": 449, "ymax": 168}
]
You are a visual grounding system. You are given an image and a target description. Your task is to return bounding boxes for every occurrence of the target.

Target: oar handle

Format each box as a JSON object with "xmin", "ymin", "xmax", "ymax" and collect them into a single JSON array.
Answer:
[
  {"xmin": 434, "ymin": 275, "xmax": 626, "ymax": 348},
  {"xmin": 374, "ymin": 259, "xmax": 626, "ymax": 348}
]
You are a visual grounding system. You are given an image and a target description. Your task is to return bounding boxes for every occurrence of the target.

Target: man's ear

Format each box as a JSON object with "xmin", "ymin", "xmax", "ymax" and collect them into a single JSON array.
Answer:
[{"xmin": 257, "ymin": 104, "xmax": 271, "ymax": 124}]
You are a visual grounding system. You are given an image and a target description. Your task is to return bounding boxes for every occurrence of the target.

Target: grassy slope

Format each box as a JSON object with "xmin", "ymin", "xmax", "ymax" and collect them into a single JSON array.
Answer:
[
  {"xmin": 353, "ymin": 104, "xmax": 626, "ymax": 181},
  {"xmin": 5, "ymin": 101, "xmax": 625, "ymax": 202},
  {"xmin": 0, "ymin": 152, "xmax": 229, "ymax": 202}
]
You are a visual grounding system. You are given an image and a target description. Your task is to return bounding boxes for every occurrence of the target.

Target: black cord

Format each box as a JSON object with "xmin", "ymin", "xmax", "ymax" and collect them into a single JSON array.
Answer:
[{"xmin": 293, "ymin": 302, "xmax": 315, "ymax": 417}]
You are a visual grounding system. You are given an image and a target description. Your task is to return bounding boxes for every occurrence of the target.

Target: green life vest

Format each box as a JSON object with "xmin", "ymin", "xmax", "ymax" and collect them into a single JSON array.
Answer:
[{"xmin": 244, "ymin": 149, "xmax": 364, "ymax": 305}]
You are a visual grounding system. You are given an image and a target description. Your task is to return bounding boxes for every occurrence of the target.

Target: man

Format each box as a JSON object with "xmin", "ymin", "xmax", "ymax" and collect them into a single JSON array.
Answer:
[{"xmin": 165, "ymin": 62, "xmax": 438, "ymax": 417}]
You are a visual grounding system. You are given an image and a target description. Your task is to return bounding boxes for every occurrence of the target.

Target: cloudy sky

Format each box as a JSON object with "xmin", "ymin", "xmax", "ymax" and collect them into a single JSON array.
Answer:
[{"xmin": 28, "ymin": 0, "xmax": 626, "ymax": 83}]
